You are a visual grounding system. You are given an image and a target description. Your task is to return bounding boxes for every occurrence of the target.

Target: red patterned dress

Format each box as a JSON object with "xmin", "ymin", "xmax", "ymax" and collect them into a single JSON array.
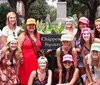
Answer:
[
  {"xmin": 0, "ymin": 54, "xmax": 22, "ymax": 85},
  {"xmin": 18, "ymin": 32, "xmax": 41, "ymax": 84}
]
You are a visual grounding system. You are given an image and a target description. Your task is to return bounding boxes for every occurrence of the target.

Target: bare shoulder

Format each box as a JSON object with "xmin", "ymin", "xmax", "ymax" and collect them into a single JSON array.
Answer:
[
  {"xmin": 94, "ymin": 38, "xmax": 100, "ymax": 43},
  {"xmin": 48, "ymin": 69, "xmax": 52, "ymax": 73},
  {"xmin": 72, "ymin": 47, "xmax": 76, "ymax": 51},
  {"xmin": 30, "ymin": 70, "xmax": 37, "ymax": 77},
  {"xmin": 18, "ymin": 32, "xmax": 25, "ymax": 42},
  {"xmin": 56, "ymin": 47, "xmax": 60, "ymax": 52},
  {"xmin": 75, "ymin": 68, "xmax": 79, "ymax": 72}
]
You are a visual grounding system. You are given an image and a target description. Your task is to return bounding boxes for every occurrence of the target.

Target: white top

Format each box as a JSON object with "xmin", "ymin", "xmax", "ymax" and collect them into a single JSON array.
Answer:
[
  {"xmin": 1, "ymin": 25, "xmax": 20, "ymax": 38},
  {"xmin": 61, "ymin": 28, "xmax": 77, "ymax": 39},
  {"xmin": 87, "ymin": 54, "xmax": 100, "ymax": 81}
]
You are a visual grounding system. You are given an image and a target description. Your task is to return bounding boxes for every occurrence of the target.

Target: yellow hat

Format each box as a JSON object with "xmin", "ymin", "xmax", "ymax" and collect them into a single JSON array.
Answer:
[{"xmin": 26, "ymin": 18, "xmax": 36, "ymax": 25}]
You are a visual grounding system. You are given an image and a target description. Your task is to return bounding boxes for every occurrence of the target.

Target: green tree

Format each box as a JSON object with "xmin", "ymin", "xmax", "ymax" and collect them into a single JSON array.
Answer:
[
  {"xmin": 0, "ymin": 3, "xmax": 11, "ymax": 30},
  {"xmin": 58, "ymin": 0, "xmax": 100, "ymax": 28},
  {"xmin": 8, "ymin": 0, "xmax": 36, "ymax": 20},
  {"xmin": 28, "ymin": 0, "xmax": 48, "ymax": 21}
]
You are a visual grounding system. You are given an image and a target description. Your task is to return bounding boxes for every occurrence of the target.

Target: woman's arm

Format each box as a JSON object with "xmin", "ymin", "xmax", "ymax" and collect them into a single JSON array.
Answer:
[
  {"xmin": 57, "ymin": 68, "xmax": 79, "ymax": 85},
  {"xmin": 68, "ymin": 68, "xmax": 79, "ymax": 85},
  {"xmin": 1, "ymin": 36, "xmax": 7, "ymax": 46},
  {"xmin": 18, "ymin": 33, "xmax": 25, "ymax": 48},
  {"xmin": 72, "ymin": 47, "xmax": 78, "ymax": 67},
  {"xmin": 28, "ymin": 71, "xmax": 36, "ymax": 85},
  {"xmin": 56, "ymin": 48, "xmax": 62, "ymax": 70},
  {"xmin": 84, "ymin": 55, "xmax": 94, "ymax": 83},
  {"xmin": 56, "ymin": 48, "xmax": 62, "ymax": 83},
  {"xmin": 47, "ymin": 70, "xmax": 52, "ymax": 85}
]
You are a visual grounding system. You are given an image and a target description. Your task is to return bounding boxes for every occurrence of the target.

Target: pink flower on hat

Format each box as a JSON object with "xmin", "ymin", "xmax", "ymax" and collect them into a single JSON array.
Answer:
[
  {"xmin": 79, "ymin": 17, "xmax": 89, "ymax": 25},
  {"xmin": 63, "ymin": 54, "xmax": 73, "ymax": 62}
]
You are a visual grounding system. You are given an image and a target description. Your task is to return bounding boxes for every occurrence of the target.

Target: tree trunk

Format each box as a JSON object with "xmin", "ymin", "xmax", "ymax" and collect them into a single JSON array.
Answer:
[
  {"xmin": 8, "ymin": 0, "xmax": 17, "ymax": 11},
  {"xmin": 89, "ymin": 0, "xmax": 98, "ymax": 29}
]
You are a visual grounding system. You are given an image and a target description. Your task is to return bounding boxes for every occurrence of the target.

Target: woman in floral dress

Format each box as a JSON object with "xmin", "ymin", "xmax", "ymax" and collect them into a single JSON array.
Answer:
[{"xmin": 0, "ymin": 36, "xmax": 23, "ymax": 85}]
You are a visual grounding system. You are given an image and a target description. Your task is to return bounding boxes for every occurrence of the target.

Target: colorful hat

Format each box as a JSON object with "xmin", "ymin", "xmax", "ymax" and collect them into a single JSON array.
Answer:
[
  {"xmin": 91, "ymin": 43, "xmax": 100, "ymax": 52},
  {"xmin": 61, "ymin": 34, "xmax": 72, "ymax": 41},
  {"xmin": 26, "ymin": 18, "xmax": 36, "ymax": 25},
  {"xmin": 63, "ymin": 54, "xmax": 73, "ymax": 62},
  {"xmin": 7, "ymin": 36, "xmax": 17, "ymax": 44},
  {"xmin": 6, "ymin": 12, "xmax": 16, "ymax": 25},
  {"xmin": 94, "ymin": 18, "xmax": 100, "ymax": 25},
  {"xmin": 79, "ymin": 17, "xmax": 89, "ymax": 25},
  {"xmin": 81, "ymin": 28, "xmax": 92, "ymax": 34},
  {"xmin": 38, "ymin": 56, "xmax": 48, "ymax": 63}
]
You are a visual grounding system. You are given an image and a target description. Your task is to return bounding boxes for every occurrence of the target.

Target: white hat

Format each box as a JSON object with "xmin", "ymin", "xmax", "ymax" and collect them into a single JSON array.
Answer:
[
  {"xmin": 7, "ymin": 36, "xmax": 17, "ymax": 44},
  {"xmin": 63, "ymin": 54, "xmax": 73, "ymax": 62},
  {"xmin": 61, "ymin": 34, "xmax": 72, "ymax": 41},
  {"xmin": 38, "ymin": 56, "xmax": 48, "ymax": 63},
  {"xmin": 91, "ymin": 43, "xmax": 100, "ymax": 52}
]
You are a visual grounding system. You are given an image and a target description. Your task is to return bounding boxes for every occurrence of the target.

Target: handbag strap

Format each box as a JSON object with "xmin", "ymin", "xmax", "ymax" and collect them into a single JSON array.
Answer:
[{"xmin": 28, "ymin": 34, "xmax": 38, "ymax": 57}]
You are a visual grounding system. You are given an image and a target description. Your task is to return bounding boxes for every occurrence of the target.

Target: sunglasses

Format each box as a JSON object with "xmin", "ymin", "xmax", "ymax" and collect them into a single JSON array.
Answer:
[
  {"xmin": 27, "ymin": 24, "xmax": 36, "ymax": 26},
  {"xmin": 63, "ymin": 61, "xmax": 72, "ymax": 64},
  {"xmin": 92, "ymin": 50, "xmax": 99, "ymax": 53}
]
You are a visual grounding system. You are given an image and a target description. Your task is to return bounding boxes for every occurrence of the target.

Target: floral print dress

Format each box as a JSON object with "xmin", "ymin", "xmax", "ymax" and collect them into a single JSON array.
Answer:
[{"xmin": 0, "ymin": 53, "xmax": 22, "ymax": 85}]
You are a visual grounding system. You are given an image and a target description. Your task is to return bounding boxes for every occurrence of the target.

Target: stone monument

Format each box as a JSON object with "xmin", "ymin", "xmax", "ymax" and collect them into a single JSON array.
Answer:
[
  {"xmin": 96, "ymin": 5, "xmax": 100, "ymax": 18},
  {"xmin": 52, "ymin": 2, "xmax": 67, "ymax": 25}
]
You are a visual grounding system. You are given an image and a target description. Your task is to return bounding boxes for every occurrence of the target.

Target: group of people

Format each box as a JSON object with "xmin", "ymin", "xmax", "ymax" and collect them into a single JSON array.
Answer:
[{"xmin": 0, "ymin": 11, "xmax": 100, "ymax": 85}]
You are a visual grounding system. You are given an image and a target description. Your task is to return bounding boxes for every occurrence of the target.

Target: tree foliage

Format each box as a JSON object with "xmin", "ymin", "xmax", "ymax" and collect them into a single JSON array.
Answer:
[{"xmin": 0, "ymin": 3, "xmax": 11, "ymax": 30}]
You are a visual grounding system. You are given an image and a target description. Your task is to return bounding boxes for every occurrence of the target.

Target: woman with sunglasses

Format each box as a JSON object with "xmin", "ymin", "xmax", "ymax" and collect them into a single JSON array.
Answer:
[
  {"xmin": 0, "ymin": 36, "xmax": 23, "ymax": 85},
  {"xmin": 57, "ymin": 54, "xmax": 80, "ymax": 85},
  {"xmin": 1, "ymin": 12, "xmax": 23, "ymax": 46},
  {"xmin": 84, "ymin": 43, "xmax": 100, "ymax": 85},
  {"xmin": 18, "ymin": 18, "xmax": 41, "ymax": 85},
  {"xmin": 56, "ymin": 34, "xmax": 78, "ymax": 84}
]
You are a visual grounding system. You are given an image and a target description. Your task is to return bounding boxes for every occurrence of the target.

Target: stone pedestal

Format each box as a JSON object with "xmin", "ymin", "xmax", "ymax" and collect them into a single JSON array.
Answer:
[
  {"xmin": 52, "ymin": 2, "xmax": 67, "ymax": 25},
  {"xmin": 96, "ymin": 5, "xmax": 100, "ymax": 18}
]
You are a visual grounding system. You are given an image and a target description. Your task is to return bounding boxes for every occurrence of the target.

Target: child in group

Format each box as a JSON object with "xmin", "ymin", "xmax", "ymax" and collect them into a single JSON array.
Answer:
[{"xmin": 28, "ymin": 56, "xmax": 52, "ymax": 85}]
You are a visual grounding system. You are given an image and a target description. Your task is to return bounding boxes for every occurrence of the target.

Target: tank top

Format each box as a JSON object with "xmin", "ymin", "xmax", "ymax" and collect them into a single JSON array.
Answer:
[
  {"xmin": 33, "ymin": 70, "xmax": 48, "ymax": 85},
  {"xmin": 60, "ymin": 46, "xmax": 72, "ymax": 66},
  {"xmin": 87, "ymin": 54, "xmax": 100, "ymax": 81}
]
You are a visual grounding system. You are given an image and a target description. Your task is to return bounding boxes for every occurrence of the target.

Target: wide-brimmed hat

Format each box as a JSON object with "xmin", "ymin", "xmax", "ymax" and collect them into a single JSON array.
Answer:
[
  {"xmin": 63, "ymin": 54, "xmax": 73, "ymax": 62},
  {"xmin": 79, "ymin": 17, "xmax": 89, "ymax": 25},
  {"xmin": 61, "ymin": 34, "xmax": 72, "ymax": 41},
  {"xmin": 91, "ymin": 43, "xmax": 100, "ymax": 52},
  {"xmin": 26, "ymin": 18, "xmax": 36, "ymax": 25}
]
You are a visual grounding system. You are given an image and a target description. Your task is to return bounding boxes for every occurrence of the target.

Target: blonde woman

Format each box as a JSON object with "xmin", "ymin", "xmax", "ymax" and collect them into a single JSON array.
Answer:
[
  {"xmin": 28, "ymin": 56, "xmax": 52, "ymax": 85},
  {"xmin": 61, "ymin": 17, "xmax": 77, "ymax": 40},
  {"xmin": 84, "ymin": 43, "xmax": 100, "ymax": 85},
  {"xmin": 1, "ymin": 12, "xmax": 23, "ymax": 46},
  {"xmin": 0, "ymin": 36, "xmax": 23, "ymax": 85}
]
